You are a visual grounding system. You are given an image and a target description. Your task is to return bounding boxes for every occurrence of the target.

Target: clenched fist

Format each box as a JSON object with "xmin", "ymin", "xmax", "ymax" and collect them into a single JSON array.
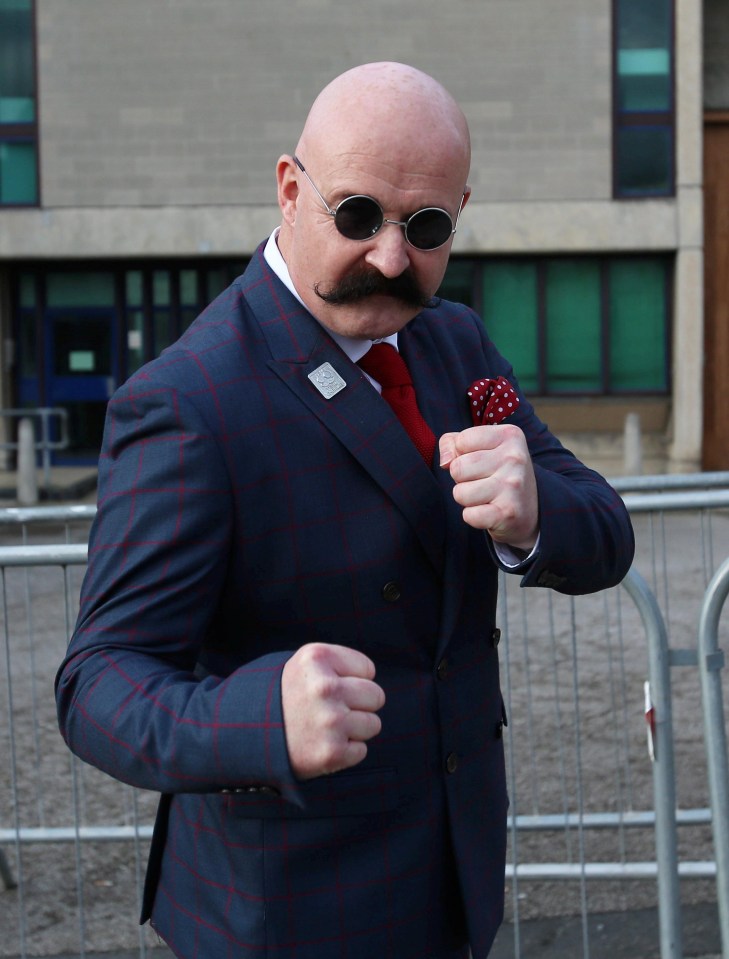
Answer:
[
  {"xmin": 281, "ymin": 643, "xmax": 385, "ymax": 780},
  {"xmin": 439, "ymin": 423, "xmax": 539, "ymax": 551}
]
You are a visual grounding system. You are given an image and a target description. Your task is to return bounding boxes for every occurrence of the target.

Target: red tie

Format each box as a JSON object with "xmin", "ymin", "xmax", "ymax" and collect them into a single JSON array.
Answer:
[{"xmin": 358, "ymin": 343, "xmax": 436, "ymax": 465}]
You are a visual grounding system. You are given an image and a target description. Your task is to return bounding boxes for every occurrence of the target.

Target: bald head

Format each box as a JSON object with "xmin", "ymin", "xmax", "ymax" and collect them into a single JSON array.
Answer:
[
  {"xmin": 296, "ymin": 62, "xmax": 471, "ymax": 189},
  {"xmin": 275, "ymin": 63, "xmax": 471, "ymax": 340}
]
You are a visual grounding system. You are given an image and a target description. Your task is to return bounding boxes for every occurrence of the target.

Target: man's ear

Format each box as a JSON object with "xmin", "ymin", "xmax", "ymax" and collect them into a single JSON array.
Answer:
[
  {"xmin": 460, "ymin": 185, "xmax": 472, "ymax": 213},
  {"xmin": 277, "ymin": 155, "xmax": 299, "ymax": 226}
]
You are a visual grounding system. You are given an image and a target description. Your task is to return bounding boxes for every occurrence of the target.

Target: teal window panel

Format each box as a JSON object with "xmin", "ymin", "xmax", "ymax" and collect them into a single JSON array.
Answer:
[
  {"xmin": 609, "ymin": 259, "xmax": 668, "ymax": 391},
  {"xmin": 546, "ymin": 260, "xmax": 602, "ymax": 392},
  {"xmin": 0, "ymin": 141, "xmax": 36, "ymax": 203},
  {"xmin": 180, "ymin": 269, "xmax": 199, "ymax": 307},
  {"xmin": 46, "ymin": 272, "xmax": 115, "ymax": 308},
  {"xmin": 0, "ymin": 0, "xmax": 34, "ymax": 106},
  {"xmin": 617, "ymin": 49, "xmax": 672, "ymax": 112},
  {"xmin": 125, "ymin": 271, "xmax": 143, "ymax": 308},
  {"xmin": 614, "ymin": 0, "xmax": 674, "ymax": 198},
  {"xmin": 616, "ymin": 126, "xmax": 673, "ymax": 196},
  {"xmin": 439, "ymin": 260, "xmax": 475, "ymax": 309},
  {"xmin": 481, "ymin": 262, "xmax": 538, "ymax": 392},
  {"xmin": 204, "ymin": 263, "xmax": 247, "ymax": 301},
  {"xmin": 616, "ymin": 0, "xmax": 673, "ymax": 113},
  {"xmin": 153, "ymin": 271, "xmax": 171, "ymax": 307},
  {"xmin": 0, "ymin": 96, "xmax": 34, "ymax": 122},
  {"xmin": 19, "ymin": 272, "xmax": 36, "ymax": 308},
  {"xmin": 0, "ymin": 1, "xmax": 38, "ymax": 206},
  {"xmin": 617, "ymin": 0, "xmax": 672, "ymax": 54},
  {"xmin": 206, "ymin": 269, "xmax": 229, "ymax": 301}
]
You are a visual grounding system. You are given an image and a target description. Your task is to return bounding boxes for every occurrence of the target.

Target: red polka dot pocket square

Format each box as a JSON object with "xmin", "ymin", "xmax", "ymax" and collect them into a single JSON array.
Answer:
[{"xmin": 467, "ymin": 376, "xmax": 520, "ymax": 426}]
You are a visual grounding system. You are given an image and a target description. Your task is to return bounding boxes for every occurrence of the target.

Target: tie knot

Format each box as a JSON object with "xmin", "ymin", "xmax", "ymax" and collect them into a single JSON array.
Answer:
[{"xmin": 358, "ymin": 343, "xmax": 412, "ymax": 388}]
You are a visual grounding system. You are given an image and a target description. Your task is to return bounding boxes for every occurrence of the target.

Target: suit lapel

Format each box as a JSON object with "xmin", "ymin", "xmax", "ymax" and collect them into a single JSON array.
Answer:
[
  {"xmin": 240, "ymin": 251, "xmax": 447, "ymax": 576},
  {"xmin": 399, "ymin": 322, "xmax": 473, "ymax": 654}
]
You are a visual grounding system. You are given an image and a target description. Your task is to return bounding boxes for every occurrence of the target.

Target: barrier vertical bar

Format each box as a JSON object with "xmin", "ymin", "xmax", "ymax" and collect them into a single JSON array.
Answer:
[
  {"xmin": 622, "ymin": 568, "xmax": 683, "ymax": 959},
  {"xmin": 697, "ymin": 557, "xmax": 729, "ymax": 959}
]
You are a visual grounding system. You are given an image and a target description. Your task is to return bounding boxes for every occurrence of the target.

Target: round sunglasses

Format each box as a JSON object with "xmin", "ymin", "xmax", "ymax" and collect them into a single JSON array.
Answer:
[{"xmin": 294, "ymin": 156, "xmax": 464, "ymax": 252}]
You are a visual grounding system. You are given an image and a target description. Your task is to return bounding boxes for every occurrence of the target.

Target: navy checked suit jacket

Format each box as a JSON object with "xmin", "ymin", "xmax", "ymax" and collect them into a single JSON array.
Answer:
[{"xmin": 56, "ymin": 245, "xmax": 634, "ymax": 959}]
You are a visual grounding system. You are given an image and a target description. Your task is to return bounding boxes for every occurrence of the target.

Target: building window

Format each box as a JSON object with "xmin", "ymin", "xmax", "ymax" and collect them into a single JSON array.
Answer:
[
  {"xmin": 13, "ymin": 260, "xmax": 247, "ymax": 463},
  {"xmin": 613, "ymin": 0, "xmax": 675, "ymax": 197},
  {"xmin": 439, "ymin": 255, "xmax": 670, "ymax": 396},
  {"xmin": 0, "ymin": 0, "xmax": 38, "ymax": 205}
]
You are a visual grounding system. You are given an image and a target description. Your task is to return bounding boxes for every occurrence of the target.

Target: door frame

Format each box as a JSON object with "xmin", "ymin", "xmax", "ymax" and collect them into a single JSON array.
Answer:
[{"xmin": 703, "ymin": 111, "xmax": 729, "ymax": 470}]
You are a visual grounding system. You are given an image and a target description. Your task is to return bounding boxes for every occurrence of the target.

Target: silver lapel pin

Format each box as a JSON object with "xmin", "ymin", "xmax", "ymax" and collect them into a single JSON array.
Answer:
[{"xmin": 308, "ymin": 362, "xmax": 347, "ymax": 399}]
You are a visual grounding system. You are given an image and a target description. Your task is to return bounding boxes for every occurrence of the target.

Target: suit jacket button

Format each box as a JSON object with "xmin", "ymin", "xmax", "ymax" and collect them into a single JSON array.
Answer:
[
  {"xmin": 491, "ymin": 627, "xmax": 501, "ymax": 648},
  {"xmin": 382, "ymin": 581, "xmax": 401, "ymax": 603},
  {"xmin": 436, "ymin": 658, "xmax": 449, "ymax": 681},
  {"xmin": 445, "ymin": 752, "xmax": 459, "ymax": 774}
]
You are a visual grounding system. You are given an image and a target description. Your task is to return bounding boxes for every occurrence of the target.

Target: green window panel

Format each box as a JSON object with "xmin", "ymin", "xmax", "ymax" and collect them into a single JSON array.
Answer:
[
  {"xmin": 206, "ymin": 269, "xmax": 229, "ymax": 301},
  {"xmin": 617, "ymin": 49, "xmax": 671, "ymax": 112},
  {"xmin": 614, "ymin": 0, "xmax": 674, "ymax": 198},
  {"xmin": 0, "ymin": 96, "xmax": 34, "ymax": 122},
  {"xmin": 153, "ymin": 271, "xmax": 172, "ymax": 307},
  {"xmin": 609, "ymin": 259, "xmax": 667, "ymax": 391},
  {"xmin": 546, "ymin": 260, "xmax": 602, "ymax": 393},
  {"xmin": 126, "ymin": 271, "xmax": 144, "ymax": 308},
  {"xmin": 0, "ymin": 141, "xmax": 36, "ymax": 203},
  {"xmin": 616, "ymin": 0, "xmax": 673, "ymax": 112},
  {"xmin": 438, "ymin": 260, "xmax": 475, "ymax": 309},
  {"xmin": 0, "ymin": 0, "xmax": 37, "ymax": 207},
  {"xmin": 180, "ymin": 269, "xmax": 199, "ymax": 307},
  {"xmin": 46, "ymin": 272, "xmax": 115, "ymax": 308},
  {"xmin": 481, "ymin": 262, "xmax": 539, "ymax": 392},
  {"xmin": 0, "ymin": 0, "xmax": 34, "ymax": 110},
  {"xmin": 616, "ymin": 126, "xmax": 673, "ymax": 196}
]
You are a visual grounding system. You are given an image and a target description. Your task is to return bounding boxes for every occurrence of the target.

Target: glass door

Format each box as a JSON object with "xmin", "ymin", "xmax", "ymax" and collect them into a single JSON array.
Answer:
[{"xmin": 46, "ymin": 308, "xmax": 116, "ymax": 463}]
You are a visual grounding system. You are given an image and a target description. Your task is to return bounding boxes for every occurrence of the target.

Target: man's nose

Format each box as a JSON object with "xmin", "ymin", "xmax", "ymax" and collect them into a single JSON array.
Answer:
[{"xmin": 364, "ymin": 223, "xmax": 411, "ymax": 278}]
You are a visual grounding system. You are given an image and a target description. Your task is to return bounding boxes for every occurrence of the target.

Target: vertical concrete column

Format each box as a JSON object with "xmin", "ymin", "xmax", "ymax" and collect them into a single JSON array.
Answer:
[
  {"xmin": 670, "ymin": 248, "xmax": 704, "ymax": 471},
  {"xmin": 17, "ymin": 417, "xmax": 38, "ymax": 506},
  {"xmin": 624, "ymin": 412, "xmax": 643, "ymax": 476},
  {"xmin": 670, "ymin": 0, "xmax": 704, "ymax": 472}
]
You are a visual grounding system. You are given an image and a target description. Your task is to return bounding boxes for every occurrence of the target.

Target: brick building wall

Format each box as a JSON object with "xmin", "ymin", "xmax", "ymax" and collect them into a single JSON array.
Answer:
[{"xmin": 36, "ymin": 0, "xmax": 612, "ymax": 209}]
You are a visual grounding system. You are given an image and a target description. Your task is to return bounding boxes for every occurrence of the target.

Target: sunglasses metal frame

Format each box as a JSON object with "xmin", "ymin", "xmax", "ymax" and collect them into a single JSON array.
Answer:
[{"xmin": 293, "ymin": 155, "xmax": 464, "ymax": 251}]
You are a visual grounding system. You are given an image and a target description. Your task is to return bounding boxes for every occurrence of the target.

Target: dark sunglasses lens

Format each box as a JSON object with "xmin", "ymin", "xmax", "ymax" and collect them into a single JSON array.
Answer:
[
  {"xmin": 334, "ymin": 196, "xmax": 383, "ymax": 240},
  {"xmin": 405, "ymin": 208, "xmax": 454, "ymax": 250}
]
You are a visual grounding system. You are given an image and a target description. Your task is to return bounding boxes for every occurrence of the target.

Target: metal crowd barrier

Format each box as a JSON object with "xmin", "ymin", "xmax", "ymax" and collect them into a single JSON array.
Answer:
[
  {"xmin": 698, "ymin": 557, "xmax": 729, "ymax": 956},
  {"xmin": 495, "ymin": 475, "xmax": 729, "ymax": 959},
  {"xmin": 0, "ymin": 475, "xmax": 727, "ymax": 959}
]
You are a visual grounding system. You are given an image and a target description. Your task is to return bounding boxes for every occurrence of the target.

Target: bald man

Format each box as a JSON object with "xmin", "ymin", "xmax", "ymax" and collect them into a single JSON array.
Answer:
[{"xmin": 57, "ymin": 62, "xmax": 634, "ymax": 959}]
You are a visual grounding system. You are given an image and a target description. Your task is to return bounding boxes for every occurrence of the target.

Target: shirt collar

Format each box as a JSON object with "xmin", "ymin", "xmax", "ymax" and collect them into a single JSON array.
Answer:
[{"xmin": 263, "ymin": 228, "xmax": 398, "ymax": 364}]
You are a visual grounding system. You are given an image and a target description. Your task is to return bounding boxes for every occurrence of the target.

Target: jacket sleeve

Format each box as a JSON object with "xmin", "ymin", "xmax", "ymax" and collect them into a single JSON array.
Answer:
[{"xmin": 55, "ymin": 367, "xmax": 303, "ymax": 803}]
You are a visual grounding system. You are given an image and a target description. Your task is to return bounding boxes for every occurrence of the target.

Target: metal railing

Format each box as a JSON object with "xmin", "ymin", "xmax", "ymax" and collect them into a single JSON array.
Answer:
[
  {"xmin": 698, "ymin": 557, "xmax": 729, "ymax": 956},
  {"xmin": 1, "ymin": 475, "xmax": 728, "ymax": 959}
]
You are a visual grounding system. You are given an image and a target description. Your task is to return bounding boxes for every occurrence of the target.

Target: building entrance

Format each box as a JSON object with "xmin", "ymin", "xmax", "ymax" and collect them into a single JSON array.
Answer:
[
  {"xmin": 45, "ymin": 307, "xmax": 117, "ymax": 462},
  {"xmin": 13, "ymin": 260, "xmax": 247, "ymax": 465}
]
